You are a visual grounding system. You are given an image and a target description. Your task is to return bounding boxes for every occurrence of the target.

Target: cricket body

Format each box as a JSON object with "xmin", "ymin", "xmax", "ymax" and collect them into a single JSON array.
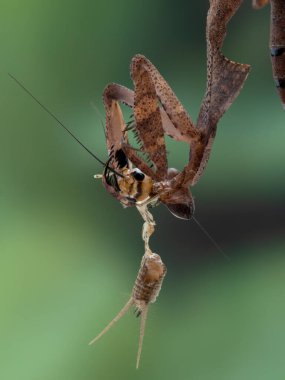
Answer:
[
  {"xmin": 96, "ymin": 0, "xmax": 250, "ymax": 254},
  {"xmin": 89, "ymin": 252, "xmax": 167, "ymax": 369},
  {"xmin": 253, "ymin": 0, "xmax": 285, "ymax": 108}
]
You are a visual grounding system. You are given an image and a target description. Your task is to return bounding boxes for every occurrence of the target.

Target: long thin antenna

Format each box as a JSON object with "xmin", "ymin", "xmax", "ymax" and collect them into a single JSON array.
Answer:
[
  {"xmin": 8, "ymin": 73, "xmax": 123, "ymax": 177},
  {"xmin": 90, "ymin": 101, "xmax": 106, "ymax": 138},
  {"xmin": 192, "ymin": 216, "xmax": 230, "ymax": 261}
]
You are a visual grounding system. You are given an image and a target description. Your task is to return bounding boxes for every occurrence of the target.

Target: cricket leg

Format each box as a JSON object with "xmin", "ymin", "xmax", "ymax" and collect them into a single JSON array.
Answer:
[{"xmin": 136, "ymin": 203, "xmax": 156, "ymax": 256}]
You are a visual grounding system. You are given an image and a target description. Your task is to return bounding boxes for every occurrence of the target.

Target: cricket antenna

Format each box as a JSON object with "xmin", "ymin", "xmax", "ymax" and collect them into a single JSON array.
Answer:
[
  {"xmin": 192, "ymin": 216, "xmax": 230, "ymax": 261},
  {"xmin": 90, "ymin": 101, "xmax": 106, "ymax": 138},
  {"xmin": 8, "ymin": 73, "xmax": 123, "ymax": 178}
]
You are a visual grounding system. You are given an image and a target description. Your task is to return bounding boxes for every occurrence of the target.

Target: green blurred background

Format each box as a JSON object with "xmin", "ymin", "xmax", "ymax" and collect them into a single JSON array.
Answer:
[{"xmin": 1, "ymin": 1, "xmax": 285, "ymax": 379}]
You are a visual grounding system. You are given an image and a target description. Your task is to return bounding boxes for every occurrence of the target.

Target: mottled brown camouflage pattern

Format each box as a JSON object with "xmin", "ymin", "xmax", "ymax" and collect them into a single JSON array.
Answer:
[
  {"xmin": 102, "ymin": 0, "xmax": 250, "ymax": 219},
  {"xmin": 183, "ymin": 0, "xmax": 250, "ymax": 186},
  {"xmin": 131, "ymin": 56, "xmax": 168, "ymax": 180}
]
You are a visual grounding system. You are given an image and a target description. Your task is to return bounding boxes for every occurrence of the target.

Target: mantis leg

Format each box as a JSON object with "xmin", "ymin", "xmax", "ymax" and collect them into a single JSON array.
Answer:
[
  {"xmin": 130, "ymin": 56, "xmax": 168, "ymax": 180},
  {"xmin": 174, "ymin": 0, "xmax": 250, "ymax": 188},
  {"xmin": 103, "ymin": 83, "xmax": 157, "ymax": 178},
  {"xmin": 131, "ymin": 54, "xmax": 199, "ymax": 144},
  {"xmin": 269, "ymin": 0, "xmax": 285, "ymax": 109}
]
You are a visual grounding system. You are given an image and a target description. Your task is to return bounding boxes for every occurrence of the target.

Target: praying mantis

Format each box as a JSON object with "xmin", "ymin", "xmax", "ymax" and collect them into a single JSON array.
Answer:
[{"xmin": 90, "ymin": 0, "xmax": 250, "ymax": 367}]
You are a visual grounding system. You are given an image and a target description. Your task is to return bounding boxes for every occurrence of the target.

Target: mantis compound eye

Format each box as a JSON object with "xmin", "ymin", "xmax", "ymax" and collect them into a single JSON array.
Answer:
[
  {"xmin": 131, "ymin": 168, "xmax": 145, "ymax": 182},
  {"xmin": 162, "ymin": 187, "xmax": 195, "ymax": 220},
  {"xmin": 165, "ymin": 202, "xmax": 194, "ymax": 220}
]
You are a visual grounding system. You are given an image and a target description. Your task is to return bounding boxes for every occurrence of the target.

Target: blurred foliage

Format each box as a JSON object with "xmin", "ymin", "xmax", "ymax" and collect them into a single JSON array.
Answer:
[{"xmin": 0, "ymin": 0, "xmax": 285, "ymax": 379}]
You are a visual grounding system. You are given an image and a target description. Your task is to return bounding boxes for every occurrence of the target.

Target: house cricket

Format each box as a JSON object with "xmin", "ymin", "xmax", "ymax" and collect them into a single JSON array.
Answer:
[
  {"xmin": 253, "ymin": 0, "xmax": 285, "ymax": 108},
  {"xmin": 9, "ymin": 0, "xmax": 251, "ymax": 370},
  {"xmin": 89, "ymin": 252, "xmax": 167, "ymax": 369}
]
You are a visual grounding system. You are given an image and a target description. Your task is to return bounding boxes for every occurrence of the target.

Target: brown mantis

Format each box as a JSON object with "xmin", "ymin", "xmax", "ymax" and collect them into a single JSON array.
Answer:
[
  {"xmin": 94, "ymin": 1, "xmax": 250, "ymax": 254},
  {"xmin": 253, "ymin": 0, "xmax": 285, "ymax": 108},
  {"xmin": 90, "ymin": 0, "xmax": 250, "ymax": 367},
  {"xmin": 94, "ymin": 0, "xmax": 250, "ymax": 259}
]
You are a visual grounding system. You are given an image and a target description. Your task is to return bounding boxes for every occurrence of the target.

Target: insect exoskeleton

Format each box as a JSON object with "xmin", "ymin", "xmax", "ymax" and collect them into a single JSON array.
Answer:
[
  {"xmin": 133, "ymin": 252, "xmax": 167, "ymax": 308},
  {"xmin": 117, "ymin": 167, "xmax": 154, "ymax": 204},
  {"xmin": 89, "ymin": 252, "xmax": 167, "ymax": 369}
]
